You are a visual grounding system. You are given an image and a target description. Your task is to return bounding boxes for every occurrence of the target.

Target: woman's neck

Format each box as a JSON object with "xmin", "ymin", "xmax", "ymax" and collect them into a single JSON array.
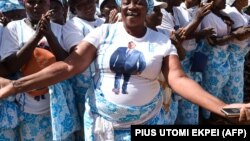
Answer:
[
  {"xmin": 145, "ymin": 23, "xmax": 157, "ymax": 31},
  {"xmin": 166, "ymin": 6, "xmax": 173, "ymax": 14},
  {"xmin": 185, "ymin": 1, "xmax": 198, "ymax": 9},
  {"xmin": 25, "ymin": 18, "xmax": 39, "ymax": 29},
  {"xmin": 123, "ymin": 24, "xmax": 147, "ymax": 38},
  {"xmin": 185, "ymin": 1, "xmax": 191, "ymax": 9},
  {"xmin": 212, "ymin": 9, "xmax": 221, "ymax": 16}
]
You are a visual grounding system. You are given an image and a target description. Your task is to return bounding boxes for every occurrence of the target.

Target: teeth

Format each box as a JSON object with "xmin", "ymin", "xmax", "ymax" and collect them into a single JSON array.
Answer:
[{"xmin": 127, "ymin": 11, "xmax": 138, "ymax": 16}]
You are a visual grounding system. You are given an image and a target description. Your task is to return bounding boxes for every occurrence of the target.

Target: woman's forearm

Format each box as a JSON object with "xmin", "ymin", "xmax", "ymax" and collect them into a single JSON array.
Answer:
[
  {"xmin": 170, "ymin": 76, "xmax": 226, "ymax": 117},
  {"xmin": 0, "ymin": 41, "xmax": 97, "ymax": 99},
  {"xmin": 13, "ymin": 61, "xmax": 72, "ymax": 93},
  {"xmin": 163, "ymin": 55, "xmax": 226, "ymax": 117},
  {"xmin": 46, "ymin": 33, "xmax": 69, "ymax": 61},
  {"xmin": 3, "ymin": 33, "xmax": 42, "ymax": 74},
  {"xmin": 209, "ymin": 34, "xmax": 234, "ymax": 46}
]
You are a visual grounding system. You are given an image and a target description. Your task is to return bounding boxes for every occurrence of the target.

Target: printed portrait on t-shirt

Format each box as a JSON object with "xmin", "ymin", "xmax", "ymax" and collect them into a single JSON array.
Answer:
[{"xmin": 109, "ymin": 41, "xmax": 146, "ymax": 94}]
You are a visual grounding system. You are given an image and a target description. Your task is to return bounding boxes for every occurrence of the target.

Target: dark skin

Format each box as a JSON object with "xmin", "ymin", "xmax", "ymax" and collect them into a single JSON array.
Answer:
[
  {"xmin": 233, "ymin": 0, "xmax": 248, "ymax": 12},
  {"xmin": 0, "ymin": 12, "xmax": 9, "ymax": 26},
  {"xmin": 75, "ymin": 0, "xmax": 96, "ymax": 21},
  {"xmin": 67, "ymin": 0, "xmax": 99, "ymax": 53},
  {"xmin": 228, "ymin": 0, "xmax": 250, "ymax": 41},
  {"xmin": 100, "ymin": 0, "xmax": 119, "ymax": 23},
  {"xmin": 183, "ymin": 1, "xmax": 215, "ymax": 41},
  {"xmin": 145, "ymin": 6, "xmax": 185, "ymax": 60},
  {"xmin": 205, "ymin": 0, "xmax": 250, "ymax": 46},
  {"xmin": 121, "ymin": 0, "xmax": 147, "ymax": 37},
  {"xmin": 1, "ymin": 0, "xmax": 68, "ymax": 76},
  {"xmin": 164, "ymin": 0, "xmax": 183, "ymax": 14},
  {"xmin": 155, "ymin": 1, "xmax": 213, "ymax": 60},
  {"xmin": 0, "ymin": 0, "xmax": 250, "ymax": 123},
  {"xmin": 163, "ymin": 0, "xmax": 213, "ymax": 42},
  {"xmin": 50, "ymin": 0, "xmax": 65, "ymax": 25},
  {"xmin": 0, "ymin": 10, "xmax": 25, "ymax": 77},
  {"xmin": 205, "ymin": 0, "xmax": 235, "ymax": 46},
  {"xmin": 0, "ymin": 9, "xmax": 26, "ymax": 26}
]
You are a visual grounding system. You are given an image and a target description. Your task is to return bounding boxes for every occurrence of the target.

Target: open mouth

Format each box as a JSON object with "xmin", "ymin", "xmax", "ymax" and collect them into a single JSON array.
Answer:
[{"xmin": 126, "ymin": 11, "xmax": 139, "ymax": 17}]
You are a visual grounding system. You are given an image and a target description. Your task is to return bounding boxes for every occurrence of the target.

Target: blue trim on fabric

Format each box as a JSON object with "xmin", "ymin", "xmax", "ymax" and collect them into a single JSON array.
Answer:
[{"xmin": 96, "ymin": 24, "xmax": 118, "ymax": 88}]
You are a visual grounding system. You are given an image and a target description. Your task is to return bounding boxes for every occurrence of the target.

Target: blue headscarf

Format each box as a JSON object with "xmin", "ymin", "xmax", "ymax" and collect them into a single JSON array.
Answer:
[
  {"xmin": 115, "ymin": 0, "xmax": 154, "ymax": 15},
  {"xmin": 0, "ymin": 0, "xmax": 24, "ymax": 13}
]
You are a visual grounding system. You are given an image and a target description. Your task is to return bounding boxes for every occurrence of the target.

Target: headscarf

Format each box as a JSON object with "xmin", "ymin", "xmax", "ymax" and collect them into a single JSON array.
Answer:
[
  {"xmin": 99, "ymin": 0, "xmax": 106, "ymax": 9},
  {"xmin": 115, "ymin": 0, "xmax": 154, "ymax": 15},
  {"xmin": 0, "ymin": 0, "xmax": 24, "ymax": 12},
  {"xmin": 226, "ymin": 0, "xmax": 236, "ymax": 6}
]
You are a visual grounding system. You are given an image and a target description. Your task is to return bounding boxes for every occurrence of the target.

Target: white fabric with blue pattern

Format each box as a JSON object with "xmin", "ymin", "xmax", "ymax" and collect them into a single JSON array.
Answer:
[{"xmin": 0, "ymin": 0, "xmax": 24, "ymax": 12}]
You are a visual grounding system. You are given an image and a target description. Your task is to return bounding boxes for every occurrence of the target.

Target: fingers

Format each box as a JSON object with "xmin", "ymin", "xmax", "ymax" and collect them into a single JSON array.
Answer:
[
  {"xmin": 37, "ymin": 12, "xmax": 52, "ymax": 33},
  {"xmin": 239, "ymin": 106, "xmax": 248, "ymax": 122},
  {"xmin": 239, "ymin": 106, "xmax": 250, "ymax": 122},
  {"xmin": 45, "ymin": 9, "xmax": 54, "ymax": 20},
  {"xmin": 246, "ymin": 108, "xmax": 250, "ymax": 121},
  {"xmin": 204, "ymin": 28, "xmax": 215, "ymax": 35},
  {"xmin": 109, "ymin": 9, "xmax": 119, "ymax": 23}
]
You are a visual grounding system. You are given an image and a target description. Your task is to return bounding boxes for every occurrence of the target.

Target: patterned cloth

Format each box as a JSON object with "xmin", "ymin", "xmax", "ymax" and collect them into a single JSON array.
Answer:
[
  {"xmin": 0, "ymin": 74, "xmax": 21, "ymax": 131},
  {"xmin": 0, "ymin": 98, "xmax": 20, "ymax": 130},
  {"xmin": 0, "ymin": 128, "xmax": 19, "ymax": 141},
  {"xmin": 18, "ymin": 112, "xmax": 52, "ymax": 141},
  {"xmin": 221, "ymin": 43, "xmax": 250, "ymax": 103},
  {"xmin": 200, "ymin": 41, "xmax": 230, "ymax": 119},
  {"xmin": 170, "ymin": 50, "xmax": 200, "ymax": 125},
  {"xmin": 50, "ymin": 79, "xmax": 82, "ymax": 140},
  {"xmin": 84, "ymin": 88, "xmax": 169, "ymax": 141},
  {"xmin": 68, "ymin": 74, "xmax": 92, "ymax": 141},
  {"xmin": 0, "ymin": 0, "xmax": 24, "ymax": 12}
]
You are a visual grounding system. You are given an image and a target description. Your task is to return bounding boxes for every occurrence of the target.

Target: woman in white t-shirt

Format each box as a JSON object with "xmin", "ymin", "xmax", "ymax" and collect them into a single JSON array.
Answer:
[
  {"xmin": 0, "ymin": 0, "xmax": 79, "ymax": 140},
  {"xmin": 63, "ymin": 0, "xmax": 104, "ymax": 139},
  {"xmin": 158, "ymin": 0, "xmax": 214, "ymax": 125},
  {"xmin": 220, "ymin": 0, "xmax": 249, "ymax": 105},
  {"xmin": 169, "ymin": 0, "xmax": 211, "ymax": 125},
  {"xmin": 0, "ymin": 0, "xmax": 250, "ymax": 140},
  {"xmin": 0, "ymin": 14, "xmax": 20, "ymax": 141},
  {"xmin": 199, "ymin": 0, "xmax": 247, "ymax": 121}
]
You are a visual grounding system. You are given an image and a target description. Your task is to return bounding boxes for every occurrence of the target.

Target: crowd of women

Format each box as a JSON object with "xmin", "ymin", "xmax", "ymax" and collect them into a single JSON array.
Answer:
[{"xmin": 0, "ymin": 0, "xmax": 250, "ymax": 140}]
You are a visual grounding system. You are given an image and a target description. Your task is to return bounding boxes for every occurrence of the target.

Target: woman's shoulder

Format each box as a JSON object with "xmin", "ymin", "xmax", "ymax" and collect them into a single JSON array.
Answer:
[
  {"xmin": 2, "ymin": 19, "xmax": 25, "ymax": 33},
  {"xmin": 148, "ymin": 28, "xmax": 171, "ymax": 42}
]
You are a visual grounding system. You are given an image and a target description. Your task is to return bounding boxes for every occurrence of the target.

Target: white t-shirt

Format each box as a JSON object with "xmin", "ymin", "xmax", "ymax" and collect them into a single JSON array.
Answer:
[
  {"xmin": 62, "ymin": 16, "xmax": 104, "ymax": 52},
  {"xmin": 242, "ymin": 12, "xmax": 250, "ymax": 25},
  {"xmin": 201, "ymin": 12, "xmax": 229, "ymax": 49},
  {"xmin": 223, "ymin": 5, "xmax": 248, "ymax": 48},
  {"xmin": 174, "ymin": 3, "xmax": 200, "ymax": 51},
  {"xmin": 84, "ymin": 22, "xmax": 177, "ymax": 106},
  {"xmin": 223, "ymin": 5, "xmax": 248, "ymax": 29},
  {"xmin": 0, "ymin": 24, "xmax": 3, "ymax": 60},
  {"xmin": 0, "ymin": 19, "xmax": 63, "ymax": 114},
  {"xmin": 158, "ymin": 9, "xmax": 178, "ymax": 34},
  {"xmin": 63, "ymin": 16, "xmax": 104, "ymax": 78}
]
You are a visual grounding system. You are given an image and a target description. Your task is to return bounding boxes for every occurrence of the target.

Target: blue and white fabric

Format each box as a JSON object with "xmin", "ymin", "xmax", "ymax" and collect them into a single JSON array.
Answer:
[{"xmin": 0, "ymin": 0, "xmax": 24, "ymax": 12}]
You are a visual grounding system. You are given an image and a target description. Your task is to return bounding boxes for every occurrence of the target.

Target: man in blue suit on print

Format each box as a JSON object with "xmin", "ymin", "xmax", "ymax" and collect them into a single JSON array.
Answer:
[{"xmin": 110, "ymin": 41, "xmax": 146, "ymax": 94}]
